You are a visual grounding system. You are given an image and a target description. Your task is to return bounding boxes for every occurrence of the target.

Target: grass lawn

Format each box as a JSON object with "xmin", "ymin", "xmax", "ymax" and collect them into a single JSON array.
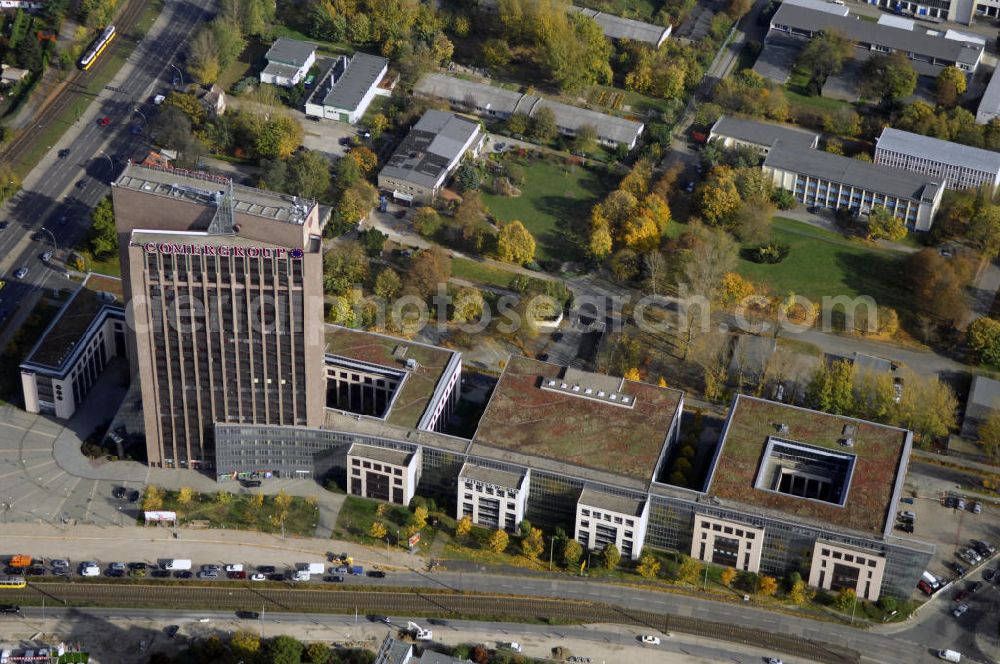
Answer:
[
  {"xmin": 783, "ymin": 69, "xmax": 856, "ymax": 114},
  {"xmin": 481, "ymin": 158, "xmax": 609, "ymax": 263},
  {"xmin": 73, "ymin": 248, "xmax": 120, "ymax": 277},
  {"xmin": 451, "ymin": 257, "xmax": 521, "ymax": 289},
  {"xmin": 332, "ymin": 495, "xmax": 414, "ymax": 545},
  {"xmin": 154, "ymin": 488, "xmax": 320, "ymax": 537},
  {"xmin": 737, "ymin": 217, "xmax": 908, "ymax": 306}
]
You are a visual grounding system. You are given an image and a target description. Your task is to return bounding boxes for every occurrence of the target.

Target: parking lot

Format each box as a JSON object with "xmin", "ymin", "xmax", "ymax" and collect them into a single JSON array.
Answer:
[{"xmin": 896, "ymin": 462, "xmax": 999, "ymax": 585}]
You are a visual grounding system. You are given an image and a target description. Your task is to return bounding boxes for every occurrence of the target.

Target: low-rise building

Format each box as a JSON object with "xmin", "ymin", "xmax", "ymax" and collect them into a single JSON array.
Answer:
[
  {"xmin": 377, "ymin": 109, "xmax": 484, "ymax": 204},
  {"xmin": 709, "ymin": 115, "xmax": 819, "ymax": 156},
  {"xmin": 21, "ymin": 275, "xmax": 127, "ymax": 420},
  {"xmin": 414, "ymin": 73, "xmax": 645, "ymax": 149},
  {"xmin": 769, "ymin": 3, "xmax": 984, "ymax": 74},
  {"xmin": 304, "ymin": 52, "xmax": 390, "ymax": 124},
  {"xmin": 195, "ymin": 84, "xmax": 226, "ymax": 117},
  {"xmin": 0, "ymin": 64, "xmax": 29, "ymax": 86},
  {"xmin": 874, "ymin": 127, "xmax": 1000, "ymax": 192},
  {"xmin": 575, "ymin": 488, "xmax": 649, "ymax": 560},
  {"xmin": 976, "ymin": 67, "xmax": 1000, "ymax": 124},
  {"xmin": 568, "ymin": 6, "xmax": 672, "ymax": 46},
  {"xmin": 259, "ymin": 38, "xmax": 316, "ymax": 87},
  {"xmin": 763, "ymin": 142, "xmax": 944, "ymax": 230},
  {"xmin": 373, "ymin": 634, "xmax": 468, "ymax": 663},
  {"xmin": 457, "ymin": 463, "xmax": 530, "ymax": 531},
  {"xmin": 962, "ymin": 374, "xmax": 1000, "ymax": 438}
]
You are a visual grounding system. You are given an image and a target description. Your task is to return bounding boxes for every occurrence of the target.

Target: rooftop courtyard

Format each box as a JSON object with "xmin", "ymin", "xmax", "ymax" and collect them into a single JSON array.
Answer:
[{"xmin": 706, "ymin": 395, "xmax": 911, "ymax": 536}]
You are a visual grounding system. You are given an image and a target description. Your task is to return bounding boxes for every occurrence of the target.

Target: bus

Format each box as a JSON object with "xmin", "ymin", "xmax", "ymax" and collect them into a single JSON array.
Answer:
[
  {"xmin": 78, "ymin": 25, "xmax": 116, "ymax": 71},
  {"xmin": 0, "ymin": 576, "xmax": 26, "ymax": 589}
]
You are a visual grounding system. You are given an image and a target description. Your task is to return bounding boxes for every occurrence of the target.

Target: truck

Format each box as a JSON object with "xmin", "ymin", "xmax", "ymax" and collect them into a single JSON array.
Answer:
[
  {"xmin": 8, "ymin": 555, "xmax": 31, "ymax": 569},
  {"xmin": 406, "ymin": 621, "xmax": 433, "ymax": 641},
  {"xmin": 164, "ymin": 559, "xmax": 192, "ymax": 571},
  {"xmin": 298, "ymin": 563, "xmax": 325, "ymax": 575}
]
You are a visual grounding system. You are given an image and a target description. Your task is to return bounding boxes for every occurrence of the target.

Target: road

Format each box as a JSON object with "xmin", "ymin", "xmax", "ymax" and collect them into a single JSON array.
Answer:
[
  {"xmin": 0, "ymin": 0, "xmax": 213, "ymax": 350},
  {"xmin": 0, "ymin": 609, "xmax": 821, "ymax": 664}
]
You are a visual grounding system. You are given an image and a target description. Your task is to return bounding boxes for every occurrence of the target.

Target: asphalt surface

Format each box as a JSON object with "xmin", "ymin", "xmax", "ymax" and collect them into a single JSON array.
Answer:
[{"xmin": 0, "ymin": 0, "xmax": 213, "ymax": 349}]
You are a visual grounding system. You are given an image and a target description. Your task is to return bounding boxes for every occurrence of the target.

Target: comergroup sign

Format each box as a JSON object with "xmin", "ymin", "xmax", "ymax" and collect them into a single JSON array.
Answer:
[{"xmin": 141, "ymin": 242, "xmax": 304, "ymax": 259}]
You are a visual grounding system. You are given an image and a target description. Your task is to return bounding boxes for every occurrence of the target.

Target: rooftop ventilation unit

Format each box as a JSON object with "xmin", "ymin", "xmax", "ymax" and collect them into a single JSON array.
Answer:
[
  {"xmin": 841, "ymin": 437, "xmax": 855, "ymax": 448},
  {"xmin": 405, "ymin": 358, "xmax": 419, "ymax": 371},
  {"xmin": 777, "ymin": 423, "xmax": 789, "ymax": 434},
  {"xmin": 540, "ymin": 378, "xmax": 635, "ymax": 409},
  {"xmin": 393, "ymin": 345, "xmax": 409, "ymax": 361}
]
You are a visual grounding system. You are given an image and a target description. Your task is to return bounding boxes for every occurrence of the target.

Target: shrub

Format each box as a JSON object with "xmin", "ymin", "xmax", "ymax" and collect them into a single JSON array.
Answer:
[{"xmin": 742, "ymin": 242, "xmax": 790, "ymax": 264}]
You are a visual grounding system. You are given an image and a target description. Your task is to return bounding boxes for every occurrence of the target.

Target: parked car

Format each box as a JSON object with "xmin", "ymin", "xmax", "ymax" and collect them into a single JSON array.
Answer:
[
  {"xmin": 895, "ymin": 522, "xmax": 914, "ymax": 533},
  {"xmin": 105, "ymin": 569, "xmax": 124, "ymax": 578},
  {"xmin": 0, "ymin": 605, "xmax": 21, "ymax": 614},
  {"xmin": 945, "ymin": 496, "xmax": 957, "ymax": 508},
  {"xmin": 40, "ymin": 251, "xmax": 52, "ymax": 263},
  {"xmin": 324, "ymin": 575, "xmax": 344, "ymax": 583},
  {"xmin": 112, "ymin": 487, "xmax": 126, "ymax": 499},
  {"xmin": 971, "ymin": 540, "xmax": 995, "ymax": 557},
  {"xmin": 983, "ymin": 569, "xmax": 996, "ymax": 582},
  {"xmin": 367, "ymin": 570, "xmax": 386, "ymax": 578},
  {"xmin": 109, "ymin": 562, "xmax": 126, "ymax": 572},
  {"xmin": 151, "ymin": 570, "xmax": 170, "ymax": 578},
  {"xmin": 235, "ymin": 611, "xmax": 260, "ymax": 619},
  {"xmin": 917, "ymin": 579, "xmax": 933, "ymax": 595},
  {"xmin": 201, "ymin": 564, "xmax": 221, "ymax": 572},
  {"xmin": 971, "ymin": 501, "xmax": 982, "ymax": 514},
  {"xmin": 950, "ymin": 561, "xmax": 968, "ymax": 577},
  {"xmin": 227, "ymin": 571, "xmax": 247, "ymax": 580},
  {"xmin": 334, "ymin": 566, "xmax": 349, "ymax": 574},
  {"xmin": 969, "ymin": 581, "xmax": 983, "ymax": 593},
  {"xmin": 128, "ymin": 562, "xmax": 147, "ymax": 571},
  {"xmin": 97, "ymin": 116, "xmax": 111, "ymax": 127},
  {"xmin": 249, "ymin": 573, "xmax": 266, "ymax": 581},
  {"xmin": 241, "ymin": 480, "xmax": 261, "ymax": 488},
  {"xmin": 952, "ymin": 603, "xmax": 969, "ymax": 618},
  {"xmin": 127, "ymin": 490, "xmax": 140, "ymax": 503},
  {"xmin": 224, "ymin": 564, "xmax": 243, "ymax": 573},
  {"xmin": 898, "ymin": 510, "xmax": 916, "ymax": 522},
  {"xmin": 25, "ymin": 566, "xmax": 45, "ymax": 576},
  {"xmin": 640, "ymin": 635, "xmax": 661, "ymax": 645},
  {"xmin": 51, "ymin": 559, "xmax": 69, "ymax": 570},
  {"xmin": 956, "ymin": 497, "xmax": 967, "ymax": 511},
  {"xmin": 13, "ymin": 267, "xmax": 27, "ymax": 279},
  {"xmin": 80, "ymin": 563, "xmax": 100, "ymax": 577},
  {"xmin": 173, "ymin": 571, "xmax": 192, "ymax": 579},
  {"xmin": 953, "ymin": 589, "xmax": 970, "ymax": 602},
  {"xmin": 257, "ymin": 565, "xmax": 276, "ymax": 574},
  {"xmin": 198, "ymin": 571, "xmax": 219, "ymax": 580}
]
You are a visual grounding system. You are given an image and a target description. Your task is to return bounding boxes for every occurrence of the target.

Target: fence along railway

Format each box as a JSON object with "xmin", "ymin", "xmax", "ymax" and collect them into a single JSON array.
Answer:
[{"xmin": 7, "ymin": 582, "xmax": 859, "ymax": 664}]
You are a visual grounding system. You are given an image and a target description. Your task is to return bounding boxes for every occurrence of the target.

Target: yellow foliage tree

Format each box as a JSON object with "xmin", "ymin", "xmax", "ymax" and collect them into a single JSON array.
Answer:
[
  {"xmin": 370, "ymin": 520, "xmax": 388, "ymax": 540},
  {"xmin": 142, "ymin": 486, "xmax": 164, "ymax": 511},
  {"xmin": 676, "ymin": 557, "xmax": 702, "ymax": 584},
  {"xmin": 623, "ymin": 367, "xmax": 641, "ymax": 381},
  {"xmin": 757, "ymin": 575, "xmax": 779, "ymax": 596},
  {"xmin": 274, "ymin": 490, "xmax": 293, "ymax": 512},
  {"xmin": 718, "ymin": 272, "xmax": 755, "ymax": 307},
  {"xmin": 720, "ymin": 567, "xmax": 737, "ymax": 587},
  {"xmin": 521, "ymin": 527, "xmax": 545, "ymax": 559},
  {"xmin": 621, "ymin": 213, "xmax": 660, "ymax": 253},
  {"xmin": 636, "ymin": 553, "xmax": 661, "ymax": 579},
  {"xmin": 658, "ymin": 377, "xmax": 668, "ymax": 388},
  {"xmin": 249, "ymin": 492, "xmax": 265, "ymax": 509},
  {"xmin": 455, "ymin": 514, "xmax": 473, "ymax": 537},
  {"xmin": 230, "ymin": 629, "xmax": 261, "ymax": 656},
  {"xmin": 413, "ymin": 505, "xmax": 429, "ymax": 530},
  {"xmin": 487, "ymin": 528, "xmax": 509, "ymax": 553},
  {"xmin": 348, "ymin": 146, "xmax": 379, "ymax": 174},
  {"xmin": 177, "ymin": 487, "xmax": 195, "ymax": 505},
  {"xmin": 788, "ymin": 579, "xmax": 811, "ymax": 604},
  {"xmin": 497, "ymin": 220, "xmax": 537, "ymax": 264}
]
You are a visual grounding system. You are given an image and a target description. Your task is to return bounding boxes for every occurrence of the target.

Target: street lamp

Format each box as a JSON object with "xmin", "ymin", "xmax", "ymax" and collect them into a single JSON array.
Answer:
[
  {"xmin": 39, "ymin": 226, "xmax": 57, "ymax": 250},
  {"xmin": 100, "ymin": 150, "xmax": 114, "ymax": 176},
  {"xmin": 134, "ymin": 107, "xmax": 148, "ymax": 126},
  {"xmin": 169, "ymin": 63, "xmax": 184, "ymax": 88}
]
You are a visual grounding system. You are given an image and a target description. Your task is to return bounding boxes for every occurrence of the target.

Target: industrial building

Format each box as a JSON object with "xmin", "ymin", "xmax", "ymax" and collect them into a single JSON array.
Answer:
[{"xmin": 303, "ymin": 52, "xmax": 390, "ymax": 124}]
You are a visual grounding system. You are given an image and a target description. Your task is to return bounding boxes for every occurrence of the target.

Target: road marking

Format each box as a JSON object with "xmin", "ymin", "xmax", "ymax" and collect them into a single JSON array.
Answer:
[{"xmin": 82, "ymin": 481, "xmax": 99, "ymax": 522}]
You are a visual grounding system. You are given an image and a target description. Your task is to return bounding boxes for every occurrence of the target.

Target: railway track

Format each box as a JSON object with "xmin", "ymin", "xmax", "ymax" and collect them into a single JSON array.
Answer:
[
  {"xmin": 6, "ymin": 581, "xmax": 860, "ymax": 664},
  {"xmin": 0, "ymin": 0, "xmax": 149, "ymax": 169}
]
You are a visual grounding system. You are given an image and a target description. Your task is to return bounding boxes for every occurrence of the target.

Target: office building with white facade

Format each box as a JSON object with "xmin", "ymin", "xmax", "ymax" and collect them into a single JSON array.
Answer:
[
  {"xmin": 874, "ymin": 127, "xmax": 1000, "ymax": 192},
  {"xmin": 457, "ymin": 463, "xmax": 530, "ymax": 532},
  {"xmin": 575, "ymin": 488, "xmax": 649, "ymax": 561},
  {"xmin": 20, "ymin": 275, "xmax": 127, "ymax": 420},
  {"xmin": 347, "ymin": 443, "xmax": 421, "ymax": 505},
  {"xmin": 763, "ymin": 143, "xmax": 944, "ymax": 230}
]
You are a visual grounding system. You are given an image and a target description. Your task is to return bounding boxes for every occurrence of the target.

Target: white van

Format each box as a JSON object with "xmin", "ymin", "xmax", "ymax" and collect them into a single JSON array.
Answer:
[
  {"xmin": 938, "ymin": 650, "xmax": 961, "ymax": 662},
  {"xmin": 922, "ymin": 571, "xmax": 941, "ymax": 589},
  {"xmin": 165, "ymin": 559, "xmax": 192, "ymax": 571}
]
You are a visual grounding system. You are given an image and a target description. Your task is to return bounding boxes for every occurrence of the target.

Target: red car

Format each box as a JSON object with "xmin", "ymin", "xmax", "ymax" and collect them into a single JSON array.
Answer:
[
  {"xmin": 953, "ymin": 588, "xmax": 970, "ymax": 602},
  {"xmin": 97, "ymin": 117, "xmax": 111, "ymax": 127},
  {"xmin": 227, "ymin": 571, "xmax": 247, "ymax": 579},
  {"xmin": 917, "ymin": 580, "xmax": 933, "ymax": 595}
]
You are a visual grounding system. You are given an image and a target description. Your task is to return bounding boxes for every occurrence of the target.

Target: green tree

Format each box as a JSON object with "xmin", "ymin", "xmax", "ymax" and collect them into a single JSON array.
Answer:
[
  {"xmin": 861, "ymin": 52, "xmax": 916, "ymax": 103},
  {"xmin": 305, "ymin": 641, "xmax": 331, "ymax": 664},
  {"xmin": 264, "ymin": 635, "xmax": 305, "ymax": 664},
  {"xmin": 487, "ymin": 528, "xmax": 509, "ymax": 553},
  {"xmin": 496, "ymin": 220, "xmax": 536, "ymax": 264},
  {"xmin": 893, "ymin": 372, "xmax": 958, "ymax": 443},
  {"xmin": 0, "ymin": 165, "xmax": 20, "ymax": 205},
  {"xmin": 164, "ymin": 92, "xmax": 206, "ymax": 128},
  {"xmin": 835, "ymin": 587, "xmax": 857, "ymax": 611},
  {"xmin": 805, "ymin": 364, "xmax": 833, "ymax": 411},
  {"xmin": 867, "ymin": 207, "xmax": 907, "ymax": 242},
  {"xmin": 967, "ymin": 317, "xmax": 1000, "ymax": 366},
  {"xmin": 211, "ymin": 18, "xmax": 246, "ymax": 70},
  {"xmin": 572, "ymin": 124, "xmax": 598, "ymax": 154},
  {"xmin": 541, "ymin": 13, "xmax": 613, "ymax": 92},
  {"xmin": 323, "ymin": 241, "xmax": 369, "ymax": 295},
  {"xmin": 936, "ymin": 66, "xmax": 968, "ymax": 107},
  {"xmin": 529, "ymin": 106, "xmax": 558, "ymax": 143},
  {"xmin": 521, "ymin": 527, "xmax": 545, "ymax": 559},
  {"xmin": 413, "ymin": 206, "xmax": 442, "ymax": 238},
  {"xmin": 230, "ymin": 630, "xmax": 261, "ymax": 657},
  {"xmin": 562, "ymin": 538, "xmax": 583, "ymax": 566},
  {"xmin": 453, "ymin": 286, "xmax": 485, "ymax": 323},
  {"xmin": 254, "ymin": 115, "xmax": 303, "ymax": 160},
  {"xmin": 601, "ymin": 543, "xmax": 621, "ymax": 570},
  {"xmin": 187, "ymin": 27, "xmax": 221, "ymax": 84},
  {"xmin": 456, "ymin": 163, "xmax": 481, "ymax": 192},
  {"xmin": 507, "ymin": 112, "xmax": 530, "ymax": 136},
  {"xmin": 286, "ymin": 149, "xmax": 331, "ymax": 201},
  {"xmin": 369, "ymin": 113, "xmax": 390, "ymax": 139},
  {"xmin": 636, "ymin": 553, "xmax": 661, "ymax": 579},
  {"xmin": 359, "ymin": 228, "xmax": 387, "ymax": 257},
  {"xmin": 978, "ymin": 410, "xmax": 1000, "ymax": 461},
  {"xmin": 828, "ymin": 359, "xmax": 856, "ymax": 415},
  {"xmin": 481, "ymin": 38, "xmax": 513, "ymax": 69},
  {"xmin": 374, "ymin": 268, "xmax": 402, "ymax": 300},
  {"xmin": 968, "ymin": 204, "xmax": 1000, "ymax": 257},
  {"xmin": 796, "ymin": 29, "xmax": 852, "ymax": 83},
  {"xmin": 88, "ymin": 197, "xmax": 117, "ymax": 260}
]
